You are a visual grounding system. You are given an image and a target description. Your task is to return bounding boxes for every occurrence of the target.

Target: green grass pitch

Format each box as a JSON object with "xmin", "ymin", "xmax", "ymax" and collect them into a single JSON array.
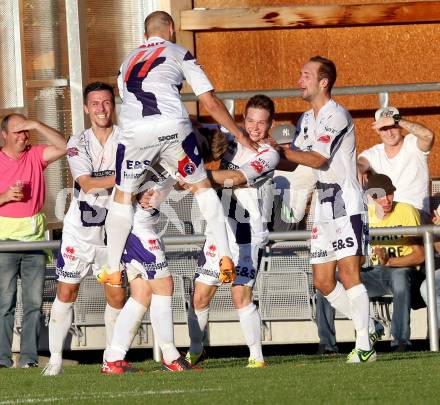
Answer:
[{"xmin": 2, "ymin": 352, "xmax": 440, "ymax": 404}]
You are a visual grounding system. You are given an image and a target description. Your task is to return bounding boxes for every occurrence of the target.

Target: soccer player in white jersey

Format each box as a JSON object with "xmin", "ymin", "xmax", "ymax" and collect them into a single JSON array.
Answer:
[
  {"xmin": 42, "ymin": 83, "xmax": 127, "ymax": 376},
  {"xmin": 186, "ymin": 95, "xmax": 279, "ymax": 368},
  {"xmin": 100, "ymin": 11, "xmax": 255, "ymax": 288},
  {"xmin": 278, "ymin": 56, "xmax": 375, "ymax": 363},
  {"xmin": 101, "ymin": 169, "xmax": 198, "ymax": 373}
]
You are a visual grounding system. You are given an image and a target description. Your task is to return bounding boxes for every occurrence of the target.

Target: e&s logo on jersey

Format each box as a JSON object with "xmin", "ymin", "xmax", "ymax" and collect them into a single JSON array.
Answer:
[
  {"xmin": 311, "ymin": 226, "xmax": 319, "ymax": 239},
  {"xmin": 126, "ymin": 159, "xmax": 151, "ymax": 170},
  {"xmin": 63, "ymin": 246, "xmax": 76, "ymax": 261}
]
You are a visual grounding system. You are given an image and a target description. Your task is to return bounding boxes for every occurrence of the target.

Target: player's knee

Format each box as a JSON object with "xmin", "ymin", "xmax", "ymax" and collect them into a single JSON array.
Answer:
[
  {"xmin": 107, "ymin": 291, "xmax": 126, "ymax": 309},
  {"xmin": 231, "ymin": 286, "xmax": 252, "ymax": 309},
  {"xmin": 192, "ymin": 292, "xmax": 211, "ymax": 310},
  {"xmin": 56, "ymin": 283, "xmax": 79, "ymax": 303},
  {"xmin": 150, "ymin": 276, "xmax": 174, "ymax": 296},
  {"xmin": 338, "ymin": 270, "xmax": 361, "ymax": 290},
  {"xmin": 314, "ymin": 279, "xmax": 335, "ymax": 296}
]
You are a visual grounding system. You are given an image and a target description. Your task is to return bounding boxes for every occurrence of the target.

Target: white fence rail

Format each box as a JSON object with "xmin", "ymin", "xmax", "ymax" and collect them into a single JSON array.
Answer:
[{"xmin": 2, "ymin": 225, "xmax": 440, "ymax": 351}]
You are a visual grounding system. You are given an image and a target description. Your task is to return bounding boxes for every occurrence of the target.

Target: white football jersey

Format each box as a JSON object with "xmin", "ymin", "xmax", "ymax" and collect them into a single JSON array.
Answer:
[
  {"xmin": 219, "ymin": 137, "xmax": 280, "ymax": 247},
  {"xmin": 295, "ymin": 99, "xmax": 364, "ymax": 221},
  {"xmin": 117, "ymin": 36, "xmax": 213, "ymax": 128},
  {"xmin": 63, "ymin": 127, "xmax": 119, "ymax": 246}
]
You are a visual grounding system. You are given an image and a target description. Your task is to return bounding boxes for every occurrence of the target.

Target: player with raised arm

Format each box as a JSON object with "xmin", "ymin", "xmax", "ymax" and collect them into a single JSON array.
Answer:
[
  {"xmin": 42, "ymin": 83, "xmax": 127, "ymax": 376},
  {"xmin": 278, "ymin": 56, "xmax": 374, "ymax": 363},
  {"xmin": 185, "ymin": 95, "xmax": 279, "ymax": 368},
  {"xmin": 99, "ymin": 11, "xmax": 255, "ymax": 289}
]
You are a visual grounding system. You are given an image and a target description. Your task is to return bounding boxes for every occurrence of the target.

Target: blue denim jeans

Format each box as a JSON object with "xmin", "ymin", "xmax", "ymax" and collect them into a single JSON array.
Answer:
[
  {"xmin": 315, "ymin": 292, "xmax": 338, "ymax": 351},
  {"xmin": 315, "ymin": 266, "xmax": 418, "ymax": 347},
  {"xmin": 0, "ymin": 251, "xmax": 46, "ymax": 367},
  {"xmin": 361, "ymin": 266, "xmax": 418, "ymax": 346}
]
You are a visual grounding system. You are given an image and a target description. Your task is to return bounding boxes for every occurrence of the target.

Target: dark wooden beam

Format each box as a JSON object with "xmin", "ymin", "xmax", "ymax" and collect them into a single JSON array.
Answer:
[{"xmin": 181, "ymin": 2, "xmax": 440, "ymax": 31}]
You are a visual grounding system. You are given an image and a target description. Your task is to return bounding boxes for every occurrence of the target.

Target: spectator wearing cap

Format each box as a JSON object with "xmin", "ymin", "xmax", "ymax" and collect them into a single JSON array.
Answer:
[
  {"xmin": 315, "ymin": 174, "xmax": 425, "ymax": 352},
  {"xmin": 363, "ymin": 173, "xmax": 425, "ymax": 350},
  {"xmin": 270, "ymin": 124, "xmax": 316, "ymax": 231},
  {"xmin": 357, "ymin": 106, "xmax": 434, "ymax": 222}
]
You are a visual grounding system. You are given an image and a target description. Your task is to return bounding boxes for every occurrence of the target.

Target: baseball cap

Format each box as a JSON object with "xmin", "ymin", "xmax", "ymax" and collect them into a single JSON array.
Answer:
[
  {"xmin": 271, "ymin": 124, "xmax": 296, "ymax": 145},
  {"xmin": 366, "ymin": 173, "xmax": 396, "ymax": 198},
  {"xmin": 374, "ymin": 106, "xmax": 399, "ymax": 122}
]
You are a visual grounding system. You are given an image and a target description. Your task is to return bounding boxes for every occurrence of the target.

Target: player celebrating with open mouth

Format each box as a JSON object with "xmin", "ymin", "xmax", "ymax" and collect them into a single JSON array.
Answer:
[{"xmin": 186, "ymin": 95, "xmax": 279, "ymax": 368}]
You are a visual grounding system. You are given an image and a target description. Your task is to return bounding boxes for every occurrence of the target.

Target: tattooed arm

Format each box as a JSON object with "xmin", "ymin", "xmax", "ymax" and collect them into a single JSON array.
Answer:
[{"xmin": 399, "ymin": 119, "xmax": 434, "ymax": 152}]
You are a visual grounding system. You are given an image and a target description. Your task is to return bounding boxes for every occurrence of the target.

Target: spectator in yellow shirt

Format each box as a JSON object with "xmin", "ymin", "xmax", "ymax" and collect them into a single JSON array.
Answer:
[{"xmin": 362, "ymin": 174, "xmax": 425, "ymax": 351}]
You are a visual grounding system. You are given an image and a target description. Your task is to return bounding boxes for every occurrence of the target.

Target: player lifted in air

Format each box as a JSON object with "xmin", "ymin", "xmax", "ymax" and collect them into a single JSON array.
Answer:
[
  {"xmin": 99, "ymin": 11, "xmax": 255, "ymax": 288},
  {"xmin": 101, "ymin": 170, "xmax": 199, "ymax": 373},
  {"xmin": 186, "ymin": 95, "xmax": 279, "ymax": 368},
  {"xmin": 43, "ymin": 83, "xmax": 126, "ymax": 376}
]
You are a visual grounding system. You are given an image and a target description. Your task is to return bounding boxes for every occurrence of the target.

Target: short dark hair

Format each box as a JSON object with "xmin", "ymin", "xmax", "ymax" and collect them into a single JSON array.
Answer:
[
  {"xmin": 83, "ymin": 82, "xmax": 115, "ymax": 105},
  {"xmin": 144, "ymin": 11, "xmax": 174, "ymax": 36},
  {"xmin": 366, "ymin": 173, "xmax": 396, "ymax": 199},
  {"xmin": 1, "ymin": 113, "xmax": 26, "ymax": 133},
  {"xmin": 309, "ymin": 56, "xmax": 337, "ymax": 92},
  {"xmin": 245, "ymin": 94, "xmax": 275, "ymax": 122}
]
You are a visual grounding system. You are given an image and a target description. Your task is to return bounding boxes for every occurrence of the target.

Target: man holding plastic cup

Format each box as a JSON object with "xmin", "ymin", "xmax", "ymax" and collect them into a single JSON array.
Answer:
[{"xmin": 0, "ymin": 114, "xmax": 66, "ymax": 368}]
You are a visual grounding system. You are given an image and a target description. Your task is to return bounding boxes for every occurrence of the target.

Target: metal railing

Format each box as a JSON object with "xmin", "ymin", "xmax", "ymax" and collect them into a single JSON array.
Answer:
[
  {"xmin": 2, "ymin": 225, "xmax": 440, "ymax": 351},
  {"xmin": 180, "ymin": 81, "xmax": 440, "ymax": 113},
  {"xmin": 4, "ymin": 80, "xmax": 438, "ymax": 130},
  {"xmin": 106, "ymin": 81, "xmax": 440, "ymax": 125}
]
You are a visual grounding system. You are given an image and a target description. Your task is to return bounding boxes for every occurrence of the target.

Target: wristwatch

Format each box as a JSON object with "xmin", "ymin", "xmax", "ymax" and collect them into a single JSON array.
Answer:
[{"xmin": 392, "ymin": 114, "xmax": 401, "ymax": 126}]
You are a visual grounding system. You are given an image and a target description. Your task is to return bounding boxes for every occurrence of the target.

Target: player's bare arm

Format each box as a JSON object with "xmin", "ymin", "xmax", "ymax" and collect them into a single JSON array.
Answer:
[
  {"xmin": 276, "ymin": 156, "xmax": 299, "ymax": 172},
  {"xmin": 207, "ymin": 169, "xmax": 247, "ymax": 187},
  {"xmin": 198, "ymin": 91, "xmax": 257, "ymax": 152},
  {"xmin": 281, "ymin": 146, "xmax": 327, "ymax": 169},
  {"xmin": 76, "ymin": 174, "xmax": 115, "ymax": 194}
]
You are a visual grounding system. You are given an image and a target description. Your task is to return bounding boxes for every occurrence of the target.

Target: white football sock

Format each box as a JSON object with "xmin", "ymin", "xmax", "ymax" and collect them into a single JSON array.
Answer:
[
  {"xmin": 105, "ymin": 201, "xmax": 133, "ymax": 273},
  {"xmin": 150, "ymin": 294, "xmax": 180, "ymax": 364},
  {"xmin": 48, "ymin": 297, "xmax": 73, "ymax": 363},
  {"xmin": 194, "ymin": 189, "xmax": 232, "ymax": 258},
  {"xmin": 104, "ymin": 297, "xmax": 147, "ymax": 362},
  {"xmin": 347, "ymin": 283, "xmax": 371, "ymax": 351},
  {"xmin": 324, "ymin": 281, "xmax": 352, "ymax": 319},
  {"xmin": 188, "ymin": 305, "xmax": 209, "ymax": 355},
  {"xmin": 237, "ymin": 303, "xmax": 264, "ymax": 361},
  {"xmin": 104, "ymin": 304, "xmax": 122, "ymax": 348}
]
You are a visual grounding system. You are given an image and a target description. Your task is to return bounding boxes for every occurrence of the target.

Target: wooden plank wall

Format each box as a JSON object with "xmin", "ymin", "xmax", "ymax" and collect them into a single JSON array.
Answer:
[{"xmin": 191, "ymin": 0, "xmax": 440, "ymax": 176}]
